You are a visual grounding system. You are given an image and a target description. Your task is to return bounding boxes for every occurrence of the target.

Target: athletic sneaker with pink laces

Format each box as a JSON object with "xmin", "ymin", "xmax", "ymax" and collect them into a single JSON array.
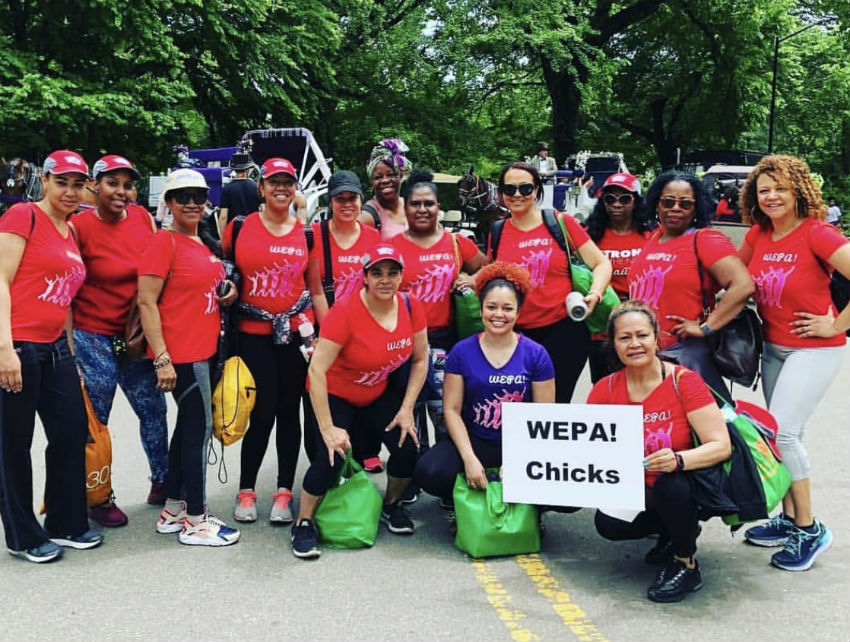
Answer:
[
  {"xmin": 269, "ymin": 489, "xmax": 294, "ymax": 524},
  {"xmin": 178, "ymin": 513, "xmax": 240, "ymax": 547},
  {"xmin": 156, "ymin": 501, "xmax": 187, "ymax": 534},
  {"xmin": 233, "ymin": 489, "xmax": 258, "ymax": 522}
]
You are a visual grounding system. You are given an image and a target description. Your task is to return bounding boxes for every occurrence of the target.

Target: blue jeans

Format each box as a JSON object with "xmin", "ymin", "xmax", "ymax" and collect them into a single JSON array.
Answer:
[{"xmin": 73, "ymin": 329, "xmax": 168, "ymax": 483}]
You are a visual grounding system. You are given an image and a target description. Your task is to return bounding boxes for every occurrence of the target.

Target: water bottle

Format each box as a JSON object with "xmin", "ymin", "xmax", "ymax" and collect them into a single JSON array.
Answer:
[
  {"xmin": 566, "ymin": 291, "xmax": 588, "ymax": 321},
  {"xmin": 299, "ymin": 321, "xmax": 316, "ymax": 362}
]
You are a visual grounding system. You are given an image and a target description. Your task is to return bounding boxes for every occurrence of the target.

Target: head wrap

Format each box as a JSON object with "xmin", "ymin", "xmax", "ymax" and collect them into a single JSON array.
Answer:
[{"xmin": 366, "ymin": 138, "xmax": 412, "ymax": 179}]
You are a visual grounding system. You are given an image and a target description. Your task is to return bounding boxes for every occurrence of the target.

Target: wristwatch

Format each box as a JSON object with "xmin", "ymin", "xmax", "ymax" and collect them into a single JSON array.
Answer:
[
  {"xmin": 699, "ymin": 322, "xmax": 715, "ymax": 337},
  {"xmin": 675, "ymin": 452, "xmax": 685, "ymax": 471}
]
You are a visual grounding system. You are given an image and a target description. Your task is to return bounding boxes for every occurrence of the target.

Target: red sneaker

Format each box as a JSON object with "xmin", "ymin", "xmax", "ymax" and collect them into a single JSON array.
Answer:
[
  {"xmin": 363, "ymin": 457, "xmax": 384, "ymax": 473},
  {"xmin": 87, "ymin": 499, "xmax": 128, "ymax": 527},
  {"xmin": 147, "ymin": 480, "xmax": 168, "ymax": 506}
]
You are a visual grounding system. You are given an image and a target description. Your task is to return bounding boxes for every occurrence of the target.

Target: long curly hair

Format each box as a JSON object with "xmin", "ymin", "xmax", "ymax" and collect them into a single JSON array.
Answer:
[
  {"xmin": 740, "ymin": 155, "xmax": 826, "ymax": 229},
  {"xmin": 475, "ymin": 261, "xmax": 532, "ymax": 308},
  {"xmin": 585, "ymin": 190, "xmax": 651, "ymax": 243},
  {"xmin": 644, "ymin": 171, "xmax": 714, "ymax": 229}
]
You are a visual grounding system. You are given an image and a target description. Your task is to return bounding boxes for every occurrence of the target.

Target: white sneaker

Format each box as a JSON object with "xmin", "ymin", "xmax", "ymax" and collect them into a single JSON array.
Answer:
[
  {"xmin": 156, "ymin": 501, "xmax": 187, "ymax": 534},
  {"xmin": 178, "ymin": 513, "xmax": 241, "ymax": 547},
  {"xmin": 233, "ymin": 489, "xmax": 258, "ymax": 522},
  {"xmin": 269, "ymin": 489, "xmax": 294, "ymax": 524}
]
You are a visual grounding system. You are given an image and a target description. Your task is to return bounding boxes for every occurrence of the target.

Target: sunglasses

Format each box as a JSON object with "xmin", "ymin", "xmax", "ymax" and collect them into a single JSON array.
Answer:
[
  {"xmin": 659, "ymin": 196, "xmax": 695, "ymax": 210},
  {"xmin": 603, "ymin": 193, "xmax": 635, "ymax": 206},
  {"xmin": 171, "ymin": 191, "xmax": 208, "ymax": 205},
  {"xmin": 501, "ymin": 182, "xmax": 535, "ymax": 197}
]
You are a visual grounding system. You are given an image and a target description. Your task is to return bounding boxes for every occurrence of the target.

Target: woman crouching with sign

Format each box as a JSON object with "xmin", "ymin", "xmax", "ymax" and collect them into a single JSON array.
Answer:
[
  {"xmin": 587, "ymin": 300, "xmax": 730, "ymax": 602},
  {"xmin": 414, "ymin": 263, "xmax": 555, "ymax": 518}
]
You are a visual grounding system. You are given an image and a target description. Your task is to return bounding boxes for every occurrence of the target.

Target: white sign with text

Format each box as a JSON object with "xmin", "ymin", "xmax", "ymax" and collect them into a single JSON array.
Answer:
[{"xmin": 501, "ymin": 402, "xmax": 645, "ymax": 513}]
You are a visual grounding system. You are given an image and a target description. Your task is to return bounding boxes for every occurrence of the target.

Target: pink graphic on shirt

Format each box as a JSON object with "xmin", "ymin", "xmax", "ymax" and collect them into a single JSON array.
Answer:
[
  {"xmin": 644, "ymin": 423, "xmax": 673, "ymax": 456},
  {"xmin": 38, "ymin": 266, "xmax": 85, "ymax": 307},
  {"xmin": 408, "ymin": 264, "xmax": 455, "ymax": 303},
  {"xmin": 753, "ymin": 265, "xmax": 795, "ymax": 308},
  {"xmin": 246, "ymin": 262, "xmax": 301, "ymax": 299},
  {"xmin": 203, "ymin": 284, "xmax": 220, "ymax": 315},
  {"xmin": 521, "ymin": 249, "xmax": 552, "ymax": 288},
  {"xmin": 334, "ymin": 268, "xmax": 364, "ymax": 301},
  {"xmin": 472, "ymin": 388, "xmax": 526, "ymax": 432},
  {"xmin": 354, "ymin": 353, "xmax": 409, "ymax": 387},
  {"xmin": 629, "ymin": 264, "xmax": 674, "ymax": 309}
]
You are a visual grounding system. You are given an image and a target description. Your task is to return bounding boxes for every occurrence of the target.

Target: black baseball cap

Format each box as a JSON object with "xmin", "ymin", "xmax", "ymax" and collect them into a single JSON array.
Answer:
[{"xmin": 328, "ymin": 170, "xmax": 363, "ymax": 198}]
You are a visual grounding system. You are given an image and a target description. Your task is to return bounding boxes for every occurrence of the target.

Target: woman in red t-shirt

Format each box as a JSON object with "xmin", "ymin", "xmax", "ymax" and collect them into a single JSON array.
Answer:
[
  {"xmin": 221, "ymin": 158, "xmax": 319, "ymax": 526},
  {"xmin": 587, "ymin": 301, "xmax": 729, "ymax": 603},
  {"xmin": 0, "ymin": 150, "xmax": 103, "ymax": 563},
  {"xmin": 139, "ymin": 168, "xmax": 240, "ymax": 548},
  {"xmin": 290, "ymin": 244, "xmax": 428, "ymax": 559},
  {"xmin": 584, "ymin": 172, "xmax": 652, "ymax": 382},
  {"xmin": 736, "ymin": 155, "xmax": 850, "ymax": 571},
  {"xmin": 71, "ymin": 155, "xmax": 169, "ymax": 527},
  {"xmin": 489, "ymin": 162, "xmax": 612, "ymax": 403},
  {"xmin": 628, "ymin": 171, "xmax": 754, "ymax": 405}
]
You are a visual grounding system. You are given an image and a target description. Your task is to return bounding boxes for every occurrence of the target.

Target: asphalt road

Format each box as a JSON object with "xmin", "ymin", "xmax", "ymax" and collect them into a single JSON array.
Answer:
[{"xmin": 1, "ymin": 354, "xmax": 848, "ymax": 642}]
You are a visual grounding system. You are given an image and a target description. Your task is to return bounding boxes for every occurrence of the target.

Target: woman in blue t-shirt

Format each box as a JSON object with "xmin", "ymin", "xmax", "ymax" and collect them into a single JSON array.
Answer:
[{"xmin": 414, "ymin": 262, "xmax": 555, "ymax": 510}]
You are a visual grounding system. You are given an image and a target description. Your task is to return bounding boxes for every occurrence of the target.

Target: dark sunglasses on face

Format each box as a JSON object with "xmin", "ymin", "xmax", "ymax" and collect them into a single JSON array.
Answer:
[
  {"xmin": 659, "ymin": 196, "xmax": 695, "ymax": 210},
  {"xmin": 501, "ymin": 182, "xmax": 535, "ymax": 197},
  {"xmin": 603, "ymin": 193, "xmax": 635, "ymax": 206},
  {"xmin": 172, "ymin": 191, "xmax": 208, "ymax": 205}
]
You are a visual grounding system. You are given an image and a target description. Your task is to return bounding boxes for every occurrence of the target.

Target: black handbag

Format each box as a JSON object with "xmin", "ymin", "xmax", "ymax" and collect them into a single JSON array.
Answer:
[{"xmin": 694, "ymin": 231, "xmax": 763, "ymax": 387}]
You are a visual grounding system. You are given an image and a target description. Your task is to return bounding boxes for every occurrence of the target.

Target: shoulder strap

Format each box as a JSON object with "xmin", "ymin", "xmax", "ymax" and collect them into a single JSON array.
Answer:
[
  {"xmin": 542, "ymin": 208, "xmax": 570, "ymax": 254},
  {"xmin": 29, "ymin": 205, "xmax": 36, "ymax": 237},
  {"xmin": 231, "ymin": 215, "xmax": 246, "ymax": 264},
  {"xmin": 362, "ymin": 202, "xmax": 381, "ymax": 230},
  {"xmin": 489, "ymin": 219, "xmax": 506, "ymax": 259},
  {"xmin": 320, "ymin": 219, "xmax": 333, "ymax": 290},
  {"xmin": 451, "ymin": 233, "xmax": 462, "ymax": 273},
  {"xmin": 304, "ymin": 224, "xmax": 314, "ymax": 252},
  {"xmin": 166, "ymin": 230, "xmax": 176, "ymax": 279},
  {"xmin": 692, "ymin": 230, "xmax": 711, "ymax": 316},
  {"xmin": 400, "ymin": 291, "xmax": 411, "ymax": 314}
]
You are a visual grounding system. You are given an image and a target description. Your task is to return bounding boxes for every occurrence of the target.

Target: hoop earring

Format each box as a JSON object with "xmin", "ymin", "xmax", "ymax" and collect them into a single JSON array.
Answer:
[{"xmin": 750, "ymin": 205, "xmax": 759, "ymax": 218}]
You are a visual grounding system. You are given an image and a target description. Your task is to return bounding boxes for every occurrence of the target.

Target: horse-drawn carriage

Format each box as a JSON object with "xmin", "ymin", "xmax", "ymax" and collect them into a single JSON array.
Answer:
[{"xmin": 0, "ymin": 157, "xmax": 42, "ymax": 214}]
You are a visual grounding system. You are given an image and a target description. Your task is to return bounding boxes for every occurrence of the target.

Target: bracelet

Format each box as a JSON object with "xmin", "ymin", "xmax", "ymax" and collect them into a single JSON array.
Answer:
[
  {"xmin": 675, "ymin": 452, "xmax": 685, "ymax": 471},
  {"xmin": 153, "ymin": 354, "xmax": 171, "ymax": 370},
  {"xmin": 699, "ymin": 322, "xmax": 715, "ymax": 337},
  {"xmin": 587, "ymin": 290, "xmax": 602, "ymax": 303}
]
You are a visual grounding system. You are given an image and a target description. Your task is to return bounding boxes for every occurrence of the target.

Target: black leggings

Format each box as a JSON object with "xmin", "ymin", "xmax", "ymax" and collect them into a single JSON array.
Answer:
[
  {"xmin": 414, "ymin": 434, "xmax": 502, "ymax": 502},
  {"xmin": 301, "ymin": 389, "xmax": 417, "ymax": 497},
  {"xmin": 238, "ymin": 332, "xmax": 307, "ymax": 489},
  {"xmin": 594, "ymin": 472, "xmax": 700, "ymax": 558},
  {"xmin": 168, "ymin": 361, "xmax": 213, "ymax": 515},
  {"xmin": 522, "ymin": 316, "xmax": 590, "ymax": 403},
  {"xmin": 0, "ymin": 336, "xmax": 88, "ymax": 550}
]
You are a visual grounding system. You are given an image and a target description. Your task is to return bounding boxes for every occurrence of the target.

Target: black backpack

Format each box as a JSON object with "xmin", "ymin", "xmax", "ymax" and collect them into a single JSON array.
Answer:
[{"xmin": 488, "ymin": 209, "xmax": 569, "ymax": 258}]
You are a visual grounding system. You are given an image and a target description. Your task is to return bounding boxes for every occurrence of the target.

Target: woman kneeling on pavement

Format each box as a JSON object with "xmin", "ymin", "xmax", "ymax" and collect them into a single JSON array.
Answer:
[
  {"xmin": 588, "ymin": 301, "xmax": 730, "ymax": 602},
  {"xmin": 0, "ymin": 150, "xmax": 103, "ymax": 563},
  {"xmin": 71, "ymin": 155, "xmax": 170, "ymax": 527},
  {"xmin": 292, "ymin": 244, "xmax": 428, "ymax": 559},
  {"xmin": 139, "ymin": 168, "xmax": 240, "ymax": 547},
  {"xmin": 414, "ymin": 262, "xmax": 555, "ymax": 528}
]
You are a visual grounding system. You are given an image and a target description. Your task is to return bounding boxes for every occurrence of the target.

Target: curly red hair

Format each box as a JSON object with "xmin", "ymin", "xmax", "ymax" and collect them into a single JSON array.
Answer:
[{"xmin": 474, "ymin": 261, "xmax": 532, "ymax": 300}]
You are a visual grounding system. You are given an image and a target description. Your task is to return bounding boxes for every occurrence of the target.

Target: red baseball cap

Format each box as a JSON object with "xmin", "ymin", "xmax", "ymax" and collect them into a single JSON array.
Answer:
[
  {"xmin": 602, "ymin": 172, "xmax": 641, "ymax": 194},
  {"xmin": 42, "ymin": 150, "xmax": 89, "ymax": 177},
  {"xmin": 260, "ymin": 157, "xmax": 297, "ymax": 180},
  {"xmin": 92, "ymin": 154, "xmax": 141, "ymax": 180},
  {"xmin": 362, "ymin": 243, "xmax": 404, "ymax": 271}
]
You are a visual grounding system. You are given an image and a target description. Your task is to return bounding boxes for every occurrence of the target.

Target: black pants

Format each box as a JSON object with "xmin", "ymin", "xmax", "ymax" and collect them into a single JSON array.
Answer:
[
  {"xmin": 238, "ymin": 333, "xmax": 307, "ymax": 490},
  {"xmin": 594, "ymin": 472, "xmax": 699, "ymax": 558},
  {"xmin": 0, "ymin": 336, "xmax": 88, "ymax": 550},
  {"xmin": 522, "ymin": 316, "xmax": 590, "ymax": 403},
  {"xmin": 414, "ymin": 434, "xmax": 502, "ymax": 502},
  {"xmin": 168, "ymin": 361, "xmax": 213, "ymax": 515},
  {"xmin": 302, "ymin": 389, "xmax": 417, "ymax": 497}
]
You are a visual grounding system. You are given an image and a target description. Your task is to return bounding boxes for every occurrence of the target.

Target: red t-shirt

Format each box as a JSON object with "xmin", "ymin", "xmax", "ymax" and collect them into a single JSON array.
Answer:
[
  {"xmin": 222, "ymin": 213, "xmax": 313, "ymax": 334},
  {"xmin": 597, "ymin": 229, "xmax": 649, "ymax": 298},
  {"xmin": 308, "ymin": 221, "xmax": 380, "ymax": 305},
  {"xmin": 71, "ymin": 205, "xmax": 156, "ymax": 335},
  {"xmin": 489, "ymin": 213, "xmax": 590, "ymax": 329},
  {"xmin": 392, "ymin": 231, "xmax": 479, "ymax": 331},
  {"xmin": 0, "ymin": 203, "xmax": 86, "ymax": 343},
  {"xmin": 628, "ymin": 228, "xmax": 735, "ymax": 348},
  {"xmin": 741, "ymin": 219, "xmax": 847, "ymax": 348},
  {"xmin": 317, "ymin": 291, "xmax": 426, "ymax": 407},
  {"xmin": 138, "ymin": 231, "xmax": 224, "ymax": 363},
  {"xmin": 587, "ymin": 365, "xmax": 714, "ymax": 486}
]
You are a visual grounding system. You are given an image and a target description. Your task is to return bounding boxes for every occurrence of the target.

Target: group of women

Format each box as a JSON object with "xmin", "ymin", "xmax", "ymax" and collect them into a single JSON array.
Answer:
[{"xmin": 0, "ymin": 145, "xmax": 847, "ymax": 607}]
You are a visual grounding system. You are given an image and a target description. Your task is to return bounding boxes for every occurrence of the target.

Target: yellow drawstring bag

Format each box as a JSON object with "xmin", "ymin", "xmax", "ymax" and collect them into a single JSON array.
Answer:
[
  {"xmin": 83, "ymin": 384, "xmax": 113, "ymax": 507},
  {"xmin": 212, "ymin": 356, "xmax": 256, "ymax": 446}
]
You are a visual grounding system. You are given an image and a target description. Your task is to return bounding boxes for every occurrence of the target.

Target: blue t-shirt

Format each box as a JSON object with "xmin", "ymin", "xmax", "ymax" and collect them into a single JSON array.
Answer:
[{"xmin": 445, "ymin": 333, "xmax": 555, "ymax": 441}]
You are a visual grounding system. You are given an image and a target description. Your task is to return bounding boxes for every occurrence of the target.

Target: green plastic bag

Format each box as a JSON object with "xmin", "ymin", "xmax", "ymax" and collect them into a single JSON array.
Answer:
[
  {"xmin": 454, "ymin": 288, "xmax": 484, "ymax": 339},
  {"xmin": 314, "ymin": 451, "xmax": 382, "ymax": 549},
  {"xmin": 453, "ymin": 471, "xmax": 539, "ymax": 558}
]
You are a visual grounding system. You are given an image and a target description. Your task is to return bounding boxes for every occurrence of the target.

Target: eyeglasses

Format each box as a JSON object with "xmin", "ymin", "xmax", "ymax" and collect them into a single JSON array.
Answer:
[
  {"xmin": 659, "ymin": 196, "xmax": 695, "ymax": 210},
  {"xmin": 171, "ymin": 191, "xmax": 208, "ymax": 205},
  {"xmin": 501, "ymin": 182, "xmax": 535, "ymax": 197},
  {"xmin": 603, "ymin": 193, "xmax": 635, "ymax": 206}
]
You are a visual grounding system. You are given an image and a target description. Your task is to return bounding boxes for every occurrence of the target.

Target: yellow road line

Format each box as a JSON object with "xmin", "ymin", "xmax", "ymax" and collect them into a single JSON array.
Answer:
[
  {"xmin": 471, "ymin": 559, "xmax": 541, "ymax": 642},
  {"xmin": 516, "ymin": 554, "xmax": 610, "ymax": 642}
]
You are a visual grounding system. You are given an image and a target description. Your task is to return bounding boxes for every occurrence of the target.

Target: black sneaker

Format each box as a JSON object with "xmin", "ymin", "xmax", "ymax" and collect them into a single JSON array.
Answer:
[
  {"xmin": 645, "ymin": 535, "xmax": 674, "ymax": 565},
  {"xmin": 381, "ymin": 502, "xmax": 414, "ymax": 535},
  {"xmin": 8, "ymin": 540, "xmax": 63, "ymax": 564},
  {"xmin": 47, "ymin": 529, "xmax": 104, "ymax": 550},
  {"xmin": 290, "ymin": 519, "xmax": 321, "ymax": 559},
  {"xmin": 401, "ymin": 483, "xmax": 419, "ymax": 505},
  {"xmin": 647, "ymin": 559, "xmax": 703, "ymax": 603}
]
